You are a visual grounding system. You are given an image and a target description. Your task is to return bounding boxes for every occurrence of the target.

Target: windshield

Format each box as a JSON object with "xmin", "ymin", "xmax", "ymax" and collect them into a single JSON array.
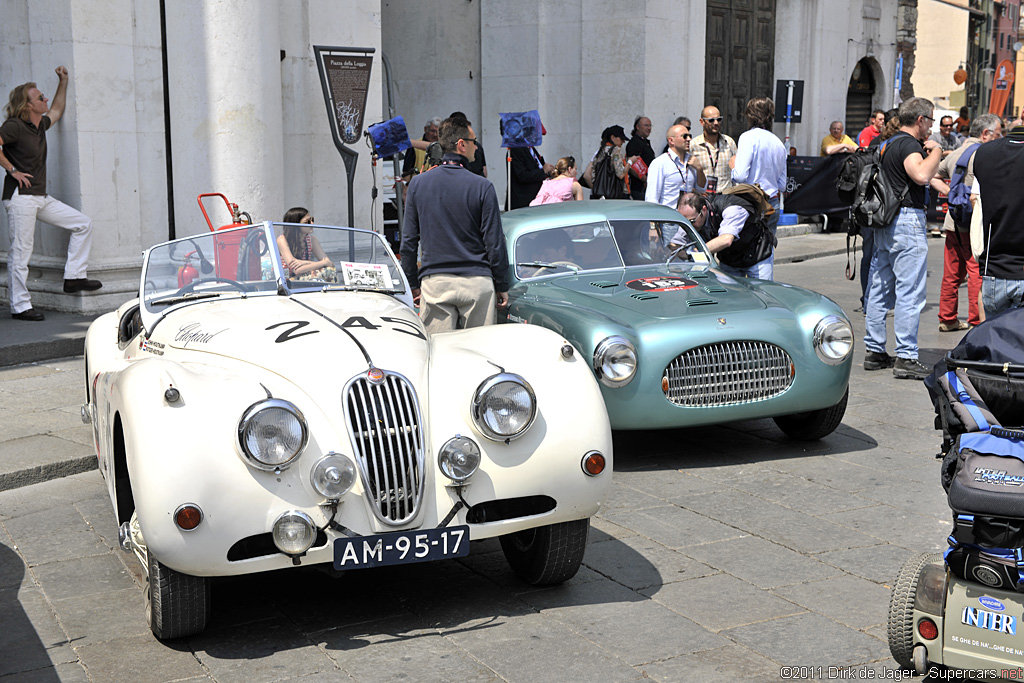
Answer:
[
  {"xmin": 140, "ymin": 223, "xmax": 408, "ymax": 332},
  {"xmin": 514, "ymin": 220, "xmax": 710, "ymax": 280}
]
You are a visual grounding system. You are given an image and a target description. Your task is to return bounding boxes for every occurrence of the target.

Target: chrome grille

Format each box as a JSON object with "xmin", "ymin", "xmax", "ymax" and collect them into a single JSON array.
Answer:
[
  {"xmin": 344, "ymin": 372, "xmax": 425, "ymax": 526},
  {"xmin": 663, "ymin": 341, "xmax": 793, "ymax": 407}
]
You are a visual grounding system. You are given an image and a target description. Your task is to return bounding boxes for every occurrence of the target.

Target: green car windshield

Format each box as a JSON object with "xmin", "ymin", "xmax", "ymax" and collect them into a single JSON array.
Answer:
[{"xmin": 514, "ymin": 220, "xmax": 710, "ymax": 279}]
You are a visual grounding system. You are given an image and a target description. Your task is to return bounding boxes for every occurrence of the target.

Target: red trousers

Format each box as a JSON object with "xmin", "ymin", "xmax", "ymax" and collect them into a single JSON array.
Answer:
[{"xmin": 939, "ymin": 229, "xmax": 980, "ymax": 326}]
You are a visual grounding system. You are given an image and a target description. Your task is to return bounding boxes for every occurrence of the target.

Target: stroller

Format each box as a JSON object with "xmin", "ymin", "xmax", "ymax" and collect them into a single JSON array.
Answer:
[{"xmin": 887, "ymin": 307, "xmax": 1024, "ymax": 677}]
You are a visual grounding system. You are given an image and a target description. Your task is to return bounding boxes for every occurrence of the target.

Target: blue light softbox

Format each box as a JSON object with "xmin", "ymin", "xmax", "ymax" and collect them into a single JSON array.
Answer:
[
  {"xmin": 367, "ymin": 116, "xmax": 412, "ymax": 158},
  {"xmin": 499, "ymin": 110, "xmax": 542, "ymax": 148}
]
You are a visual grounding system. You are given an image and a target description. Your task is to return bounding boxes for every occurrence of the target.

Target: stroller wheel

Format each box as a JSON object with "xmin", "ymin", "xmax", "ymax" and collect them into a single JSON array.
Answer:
[
  {"xmin": 912, "ymin": 644, "xmax": 930, "ymax": 675},
  {"xmin": 888, "ymin": 553, "xmax": 936, "ymax": 668}
]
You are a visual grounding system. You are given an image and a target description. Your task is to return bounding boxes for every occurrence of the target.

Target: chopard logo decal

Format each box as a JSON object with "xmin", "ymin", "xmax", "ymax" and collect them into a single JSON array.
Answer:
[
  {"xmin": 973, "ymin": 467, "xmax": 1024, "ymax": 487},
  {"xmin": 175, "ymin": 323, "xmax": 226, "ymax": 347}
]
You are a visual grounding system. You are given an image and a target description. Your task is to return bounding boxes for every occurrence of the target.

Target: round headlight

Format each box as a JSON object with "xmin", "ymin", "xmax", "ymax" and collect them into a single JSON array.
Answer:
[
  {"xmin": 438, "ymin": 436, "xmax": 482, "ymax": 482},
  {"xmin": 272, "ymin": 510, "xmax": 316, "ymax": 555},
  {"xmin": 471, "ymin": 373, "xmax": 537, "ymax": 441},
  {"xmin": 238, "ymin": 399, "xmax": 308, "ymax": 471},
  {"xmin": 813, "ymin": 315, "xmax": 854, "ymax": 365},
  {"xmin": 593, "ymin": 335, "xmax": 637, "ymax": 387},
  {"xmin": 310, "ymin": 454, "xmax": 357, "ymax": 500}
]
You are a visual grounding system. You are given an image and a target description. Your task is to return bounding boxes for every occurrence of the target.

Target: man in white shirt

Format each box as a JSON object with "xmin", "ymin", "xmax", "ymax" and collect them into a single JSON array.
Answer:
[
  {"xmin": 730, "ymin": 97, "xmax": 787, "ymax": 242},
  {"xmin": 645, "ymin": 124, "xmax": 706, "ymax": 220}
]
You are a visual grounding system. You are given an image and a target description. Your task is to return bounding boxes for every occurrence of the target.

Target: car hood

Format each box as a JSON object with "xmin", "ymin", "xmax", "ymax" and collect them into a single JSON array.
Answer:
[
  {"xmin": 534, "ymin": 266, "xmax": 769, "ymax": 321},
  {"xmin": 152, "ymin": 292, "xmax": 428, "ymax": 383}
]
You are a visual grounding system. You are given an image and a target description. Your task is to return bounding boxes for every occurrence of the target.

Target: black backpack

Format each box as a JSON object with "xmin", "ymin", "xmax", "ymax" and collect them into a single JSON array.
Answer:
[
  {"xmin": 946, "ymin": 142, "xmax": 980, "ymax": 230},
  {"xmin": 590, "ymin": 149, "xmax": 625, "ymax": 200},
  {"xmin": 835, "ymin": 133, "xmax": 910, "ymax": 228}
]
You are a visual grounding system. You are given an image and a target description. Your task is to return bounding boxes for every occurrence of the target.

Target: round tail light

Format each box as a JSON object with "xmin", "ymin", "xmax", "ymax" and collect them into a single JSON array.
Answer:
[{"xmin": 917, "ymin": 618, "xmax": 938, "ymax": 640}]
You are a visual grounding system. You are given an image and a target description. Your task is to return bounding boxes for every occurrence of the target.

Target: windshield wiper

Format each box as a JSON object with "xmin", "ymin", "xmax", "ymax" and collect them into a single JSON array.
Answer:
[
  {"xmin": 516, "ymin": 261, "xmax": 580, "ymax": 273},
  {"xmin": 149, "ymin": 292, "xmax": 222, "ymax": 306}
]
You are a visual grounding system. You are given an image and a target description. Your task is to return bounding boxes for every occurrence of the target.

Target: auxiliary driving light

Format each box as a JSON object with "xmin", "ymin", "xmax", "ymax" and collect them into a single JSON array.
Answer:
[
  {"xmin": 272, "ymin": 510, "xmax": 316, "ymax": 555},
  {"xmin": 438, "ymin": 436, "xmax": 482, "ymax": 482},
  {"xmin": 310, "ymin": 454, "xmax": 357, "ymax": 500}
]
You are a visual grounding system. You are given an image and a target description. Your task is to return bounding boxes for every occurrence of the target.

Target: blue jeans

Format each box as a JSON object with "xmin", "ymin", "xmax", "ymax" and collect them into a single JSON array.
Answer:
[
  {"xmin": 719, "ymin": 258, "xmax": 773, "ymax": 281},
  {"xmin": 981, "ymin": 276, "xmax": 1024, "ymax": 317},
  {"xmin": 859, "ymin": 227, "xmax": 874, "ymax": 308},
  {"xmin": 864, "ymin": 208, "xmax": 928, "ymax": 358}
]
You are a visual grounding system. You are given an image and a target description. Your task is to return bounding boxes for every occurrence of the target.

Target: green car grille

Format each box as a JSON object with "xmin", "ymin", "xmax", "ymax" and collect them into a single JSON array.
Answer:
[{"xmin": 663, "ymin": 341, "xmax": 794, "ymax": 407}]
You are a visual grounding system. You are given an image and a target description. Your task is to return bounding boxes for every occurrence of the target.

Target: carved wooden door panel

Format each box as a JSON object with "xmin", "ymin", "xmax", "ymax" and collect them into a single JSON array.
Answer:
[{"xmin": 705, "ymin": 0, "xmax": 776, "ymax": 141}]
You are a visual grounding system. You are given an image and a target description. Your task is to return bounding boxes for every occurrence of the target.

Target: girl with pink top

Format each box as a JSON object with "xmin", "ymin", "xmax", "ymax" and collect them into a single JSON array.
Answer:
[{"xmin": 529, "ymin": 157, "xmax": 585, "ymax": 205}]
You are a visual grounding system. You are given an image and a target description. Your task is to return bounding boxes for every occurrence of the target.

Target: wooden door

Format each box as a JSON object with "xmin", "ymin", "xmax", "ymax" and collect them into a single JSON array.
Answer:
[{"xmin": 705, "ymin": 0, "xmax": 777, "ymax": 140}]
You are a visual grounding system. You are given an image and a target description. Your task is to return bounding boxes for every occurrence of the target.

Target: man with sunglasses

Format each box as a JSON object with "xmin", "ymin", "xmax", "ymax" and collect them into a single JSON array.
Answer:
[
  {"xmin": 928, "ymin": 116, "xmax": 960, "ymax": 158},
  {"xmin": 1, "ymin": 66, "xmax": 99, "ymax": 322},
  {"xmin": 690, "ymin": 106, "xmax": 737, "ymax": 193},
  {"xmin": 645, "ymin": 124, "xmax": 705, "ymax": 219},
  {"xmin": 401, "ymin": 116, "xmax": 509, "ymax": 334}
]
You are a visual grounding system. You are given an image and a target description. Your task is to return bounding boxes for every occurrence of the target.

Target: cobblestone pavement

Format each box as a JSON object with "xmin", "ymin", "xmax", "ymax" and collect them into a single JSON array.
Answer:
[{"xmin": 0, "ymin": 238, "xmax": 968, "ymax": 682}]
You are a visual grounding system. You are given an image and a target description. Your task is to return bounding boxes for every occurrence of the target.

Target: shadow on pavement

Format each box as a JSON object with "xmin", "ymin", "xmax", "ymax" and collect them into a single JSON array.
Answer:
[{"xmin": 0, "ymin": 540, "xmax": 61, "ymax": 681}]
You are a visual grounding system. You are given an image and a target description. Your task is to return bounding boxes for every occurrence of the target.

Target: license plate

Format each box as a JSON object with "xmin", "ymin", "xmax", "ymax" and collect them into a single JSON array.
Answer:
[{"xmin": 333, "ymin": 525, "xmax": 470, "ymax": 570}]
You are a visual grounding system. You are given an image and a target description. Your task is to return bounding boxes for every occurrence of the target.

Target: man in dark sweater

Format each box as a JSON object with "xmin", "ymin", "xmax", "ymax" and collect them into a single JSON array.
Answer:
[
  {"xmin": 972, "ymin": 122, "xmax": 1024, "ymax": 316},
  {"xmin": 862, "ymin": 97, "xmax": 942, "ymax": 380},
  {"xmin": 400, "ymin": 117, "xmax": 509, "ymax": 334}
]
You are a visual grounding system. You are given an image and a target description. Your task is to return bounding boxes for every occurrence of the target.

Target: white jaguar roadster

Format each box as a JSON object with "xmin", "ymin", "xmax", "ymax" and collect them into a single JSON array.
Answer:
[{"xmin": 83, "ymin": 221, "xmax": 612, "ymax": 639}]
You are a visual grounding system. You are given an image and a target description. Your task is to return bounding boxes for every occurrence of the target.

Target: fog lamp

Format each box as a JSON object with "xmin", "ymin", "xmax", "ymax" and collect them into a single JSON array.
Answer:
[{"xmin": 272, "ymin": 510, "xmax": 315, "ymax": 555}]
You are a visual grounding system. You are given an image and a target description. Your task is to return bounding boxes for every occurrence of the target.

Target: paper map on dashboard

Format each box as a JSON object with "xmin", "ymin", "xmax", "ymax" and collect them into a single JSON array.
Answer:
[{"xmin": 339, "ymin": 262, "xmax": 394, "ymax": 288}]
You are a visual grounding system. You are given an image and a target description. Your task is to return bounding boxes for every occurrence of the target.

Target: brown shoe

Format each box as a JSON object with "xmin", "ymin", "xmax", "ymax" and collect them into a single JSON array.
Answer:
[{"xmin": 938, "ymin": 320, "xmax": 969, "ymax": 332}]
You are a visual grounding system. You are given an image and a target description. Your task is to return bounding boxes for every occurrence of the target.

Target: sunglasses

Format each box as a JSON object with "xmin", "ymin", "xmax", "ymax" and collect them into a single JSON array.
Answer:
[
  {"xmin": 302, "ymin": 216, "xmax": 315, "ymax": 224},
  {"xmin": 460, "ymin": 137, "xmax": 478, "ymax": 145},
  {"xmin": 681, "ymin": 134, "xmax": 692, "ymax": 140},
  {"xmin": 703, "ymin": 117, "xmax": 723, "ymax": 123}
]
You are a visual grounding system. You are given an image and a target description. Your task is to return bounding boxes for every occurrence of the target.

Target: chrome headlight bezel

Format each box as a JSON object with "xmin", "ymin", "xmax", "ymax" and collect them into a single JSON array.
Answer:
[
  {"xmin": 812, "ymin": 315, "xmax": 854, "ymax": 365},
  {"xmin": 471, "ymin": 373, "xmax": 537, "ymax": 442},
  {"xmin": 237, "ymin": 398, "xmax": 308, "ymax": 471},
  {"xmin": 593, "ymin": 335, "xmax": 637, "ymax": 387}
]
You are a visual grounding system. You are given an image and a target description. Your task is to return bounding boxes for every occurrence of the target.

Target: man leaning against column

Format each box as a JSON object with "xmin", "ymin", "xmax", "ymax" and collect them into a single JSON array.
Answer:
[{"xmin": 1, "ymin": 66, "xmax": 100, "ymax": 321}]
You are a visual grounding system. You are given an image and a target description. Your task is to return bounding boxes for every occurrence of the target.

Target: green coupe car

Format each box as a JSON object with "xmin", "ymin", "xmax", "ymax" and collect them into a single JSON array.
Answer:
[{"xmin": 501, "ymin": 200, "xmax": 853, "ymax": 439}]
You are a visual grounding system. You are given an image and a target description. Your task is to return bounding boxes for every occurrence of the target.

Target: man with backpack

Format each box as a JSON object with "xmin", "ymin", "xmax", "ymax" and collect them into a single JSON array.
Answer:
[
  {"xmin": 862, "ymin": 97, "xmax": 942, "ymax": 380},
  {"xmin": 675, "ymin": 189, "xmax": 776, "ymax": 280},
  {"xmin": 928, "ymin": 113, "xmax": 1003, "ymax": 332}
]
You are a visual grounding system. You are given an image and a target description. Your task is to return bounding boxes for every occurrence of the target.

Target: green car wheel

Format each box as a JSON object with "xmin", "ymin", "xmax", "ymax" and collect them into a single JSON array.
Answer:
[{"xmin": 773, "ymin": 389, "xmax": 848, "ymax": 441}]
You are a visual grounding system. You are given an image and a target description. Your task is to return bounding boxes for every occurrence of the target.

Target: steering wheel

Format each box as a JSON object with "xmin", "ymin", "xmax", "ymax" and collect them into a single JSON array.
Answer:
[{"xmin": 177, "ymin": 277, "xmax": 248, "ymax": 295}]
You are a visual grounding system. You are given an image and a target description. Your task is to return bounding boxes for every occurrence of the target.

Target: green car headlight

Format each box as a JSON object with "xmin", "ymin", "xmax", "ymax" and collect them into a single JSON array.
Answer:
[
  {"xmin": 238, "ymin": 399, "xmax": 308, "ymax": 471},
  {"xmin": 471, "ymin": 373, "xmax": 537, "ymax": 441},
  {"xmin": 813, "ymin": 315, "xmax": 854, "ymax": 365},
  {"xmin": 593, "ymin": 335, "xmax": 637, "ymax": 387}
]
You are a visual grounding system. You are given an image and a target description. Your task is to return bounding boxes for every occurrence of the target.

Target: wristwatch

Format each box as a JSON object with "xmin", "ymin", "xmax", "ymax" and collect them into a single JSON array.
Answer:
[{"xmin": 6, "ymin": 167, "xmax": 16, "ymax": 175}]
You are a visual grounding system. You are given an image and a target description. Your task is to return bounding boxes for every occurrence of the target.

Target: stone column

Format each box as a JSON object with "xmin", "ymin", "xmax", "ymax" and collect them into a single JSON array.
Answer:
[{"xmin": 164, "ymin": 0, "xmax": 285, "ymax": 236}]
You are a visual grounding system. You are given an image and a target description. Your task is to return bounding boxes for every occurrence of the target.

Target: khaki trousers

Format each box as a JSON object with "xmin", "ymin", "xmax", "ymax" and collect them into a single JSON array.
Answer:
[{"xmin": 419, "ymin": 274, "xmax": 496, "ymax": 334}]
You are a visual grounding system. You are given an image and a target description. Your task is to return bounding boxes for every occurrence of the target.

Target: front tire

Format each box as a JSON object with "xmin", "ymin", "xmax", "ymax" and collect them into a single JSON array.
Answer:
[
  {"xmin": 888, "ymin": 553, "xmax": 935, "ymax": 669},
  {"xmin": 773, "ymin": 389, "xmax": 848, "ymax": 440},
  {"xmin": 499, "ymin": 519, "xmax": 589, "ymax": 585},
  {"xmin": 146, "ymin": 552, "xmax": 211, "ymax": 640}
]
